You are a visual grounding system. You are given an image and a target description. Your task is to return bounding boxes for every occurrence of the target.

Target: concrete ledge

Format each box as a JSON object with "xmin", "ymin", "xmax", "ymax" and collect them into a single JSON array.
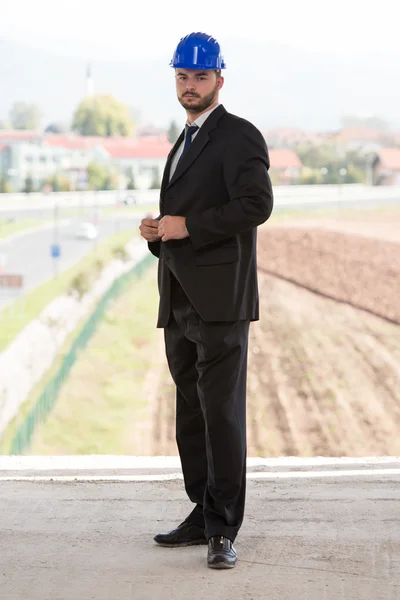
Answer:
[{"xmin": 1, "ymin": 455, "xmax": 400, "ymax": 481}]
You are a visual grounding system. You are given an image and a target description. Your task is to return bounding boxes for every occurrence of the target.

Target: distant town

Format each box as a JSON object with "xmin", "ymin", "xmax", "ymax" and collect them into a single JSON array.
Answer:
[{"xmin": 1, "ymin": 81, "xmax": 399, "ymax": 194}]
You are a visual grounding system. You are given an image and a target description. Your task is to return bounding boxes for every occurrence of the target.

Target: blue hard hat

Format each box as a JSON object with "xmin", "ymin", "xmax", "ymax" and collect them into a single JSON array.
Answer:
[{"xmin": 170, "ymin": 32, "xmax": 226, "ymax": 70}]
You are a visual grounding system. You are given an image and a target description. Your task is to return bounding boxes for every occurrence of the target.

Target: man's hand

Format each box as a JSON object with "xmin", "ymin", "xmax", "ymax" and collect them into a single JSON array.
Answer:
[
  {"xmin": 139, "ymin": 218, "xmax": 161, "ymax": 242},
  {"xmin": 158, "ymin": 216, "xmax": 189, "ymax": 242}
]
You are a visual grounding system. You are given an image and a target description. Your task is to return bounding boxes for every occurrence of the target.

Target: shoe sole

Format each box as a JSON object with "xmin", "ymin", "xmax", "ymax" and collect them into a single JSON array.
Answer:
[
  {"xmin": 208, "ymin": 561, "xmax": 236, "ymax": 569},
  {"xmin": 154, "ymin": 540, "xmax": 207, "ymax": 548}
]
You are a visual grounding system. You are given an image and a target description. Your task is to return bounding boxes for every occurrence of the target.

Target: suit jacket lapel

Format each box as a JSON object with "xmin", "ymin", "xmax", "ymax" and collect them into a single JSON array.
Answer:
[
  {"xmin": 161, "ymin": 129, "xmax": 184, "ymax": 196},
  {"xmin": 167, "ymin": 104, "xmax": 227, "ymax": 189}
]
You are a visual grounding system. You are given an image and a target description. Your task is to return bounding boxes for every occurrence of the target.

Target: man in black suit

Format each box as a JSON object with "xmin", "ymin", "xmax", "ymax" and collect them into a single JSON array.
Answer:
[{"xmin": 139, "ymin": 32, "xmax": 273, "ymax": 569}]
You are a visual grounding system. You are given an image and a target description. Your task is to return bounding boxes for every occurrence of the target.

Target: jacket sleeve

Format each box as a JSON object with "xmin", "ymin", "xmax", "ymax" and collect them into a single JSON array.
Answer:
[
  {"xmin": 185, "ymin": 123, "xmax": 273, "ymax": 251},
  {"xmin": 147, "ymin": 214, "xmax": 162, "ymax": 257}
]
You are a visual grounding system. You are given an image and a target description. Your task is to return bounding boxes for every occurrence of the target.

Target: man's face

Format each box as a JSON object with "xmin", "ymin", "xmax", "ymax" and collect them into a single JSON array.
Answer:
[{"xmin": 175, "ymin": 69, "xmax": 224, "ymax": 113}]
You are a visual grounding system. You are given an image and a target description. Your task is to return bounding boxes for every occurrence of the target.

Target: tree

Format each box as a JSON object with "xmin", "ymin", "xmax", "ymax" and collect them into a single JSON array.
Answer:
[
  {"xmin": 72, "ymin": 95, "xmax": 134, "ymax": 136},
  {"xmin": 103, "ymin": 174, "xmax": 115, "ymax": 190},
  {"xmin": 87, "ymin": 162, "xmax": 107, "ymax": 190},
  {"xmin": 87, "ymin": 161, "xmax": 117, "ymax": 190},
  {"xmin": 149, "ymin": 167, "xmax": 161, "ymax": 189},
  {"xmin": 167, "ymin": 119, "xmax": 181, "ymax": 144},
  {"xmin": 9, "ymin": 102, "xmax": 42, "ymax": 130},
  {"xmin": 295, "ymin": 143, "xmax": 340, "ymax": 171},
  {"xmin": 43, "ymin": 174, "xmax": 71, "ymax": 192},
  {"xmin": 0, "ymin": 177, "xmax": 12, "ymax": 193},
  {"xmin": 126, "ymin": 167, "xmax": 136, "ymax": 190},
  {"xmin": 343, "ymin": 165, "xmax": 365, "ymax": 184},
  {"xmin": 23, "ymin": 175, "xmax": 34, "ymax": 193},
  {"xmin": 298, "ymin": 170, "xmax": 322, "ymax": 185},
  {"xmin": 45, "ymin": 122, "xmax": 68, "ymax": 134},
  {"xmin": 0, "ymin": 120, "xmax": 11, "ymax": 130}
]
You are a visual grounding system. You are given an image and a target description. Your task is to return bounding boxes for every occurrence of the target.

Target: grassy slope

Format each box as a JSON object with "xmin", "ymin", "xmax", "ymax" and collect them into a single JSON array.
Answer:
[
  {"xmin": 0, "ymin": 219, "xmax": 45, "ymax": 239},
  {"xmin": 26, "ymin": 264, "xmax": 160, "ymax": 455}
]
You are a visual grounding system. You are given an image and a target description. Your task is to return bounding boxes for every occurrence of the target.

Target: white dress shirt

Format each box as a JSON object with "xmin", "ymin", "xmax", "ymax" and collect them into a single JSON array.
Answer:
[{"xmin": 169, "ymin": 103, "xmax": 220, "ymax": 181}]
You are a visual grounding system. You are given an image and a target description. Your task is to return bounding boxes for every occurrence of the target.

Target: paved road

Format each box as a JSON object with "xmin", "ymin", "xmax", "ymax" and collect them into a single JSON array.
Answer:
[
  {"xmin": 0, "ymin": 457, "xmax": 399, "ymax": 600},
  {"xmin": 0, "ymin": 215, "xmax": 140, "ymax": 311},
  {"xmin": 0, "ymin": 203, "xmax": 149, "ymax": 221}
]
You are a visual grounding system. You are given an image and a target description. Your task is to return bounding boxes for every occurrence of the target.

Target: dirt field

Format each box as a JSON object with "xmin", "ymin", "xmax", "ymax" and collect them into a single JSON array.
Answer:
[
  {"xmin": 257, "ymin": 227, "xmax": 399, "ymax": 324},
  {"xmin": 266, "ymin": 205, "xmax": 400, "ymax": 243},
  {"xmin": 147, "ymin": 206, "xmax": 400, "ymax": 457}
]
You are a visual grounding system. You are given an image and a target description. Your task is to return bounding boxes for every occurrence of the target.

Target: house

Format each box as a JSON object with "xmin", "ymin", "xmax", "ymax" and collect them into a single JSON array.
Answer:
[
  {"xmin": 100, "ymin": 136, "xmax": 172, "ymax": 189},
  {"xmin": 372, "ymin": 148, "xmax": 400, "ymax": 185},
  {"xmin": 268, "ymin": 149, "xmax": 302, "ymax": 184},
  {"xmin": 0, "ymin": 131, "xmax": 173, "ymax": 191}
]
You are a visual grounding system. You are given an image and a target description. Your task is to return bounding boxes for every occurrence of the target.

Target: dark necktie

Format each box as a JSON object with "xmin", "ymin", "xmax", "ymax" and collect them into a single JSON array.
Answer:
[{"xmin": 178, "ymin": 124, "xmax": 199, "ymax": 164}]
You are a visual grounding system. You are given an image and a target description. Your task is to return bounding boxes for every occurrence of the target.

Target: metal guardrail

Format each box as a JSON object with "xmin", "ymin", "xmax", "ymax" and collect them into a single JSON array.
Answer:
[
  {"xmin": 8, "ymin": 252, "xmax": 156, "ymax": 455},
  {"xmin": 1, "ymin": 185, "xmax": 400, "ymax": 213},
  {"xmin": 0, "ymin": 189, "xmax": 160, "ymax": 210}
]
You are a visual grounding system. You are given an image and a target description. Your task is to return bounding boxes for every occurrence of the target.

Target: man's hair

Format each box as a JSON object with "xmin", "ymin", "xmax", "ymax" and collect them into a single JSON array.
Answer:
[{"xmin": 215, "ymin": 69, "xmax": 222, "ymax": 77}]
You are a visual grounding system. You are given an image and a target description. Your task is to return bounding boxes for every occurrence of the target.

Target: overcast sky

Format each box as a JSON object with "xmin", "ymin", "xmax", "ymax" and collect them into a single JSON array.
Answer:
[
  {"xmin": 1, "ymin": 0, "xmax": 399, "ymax": 59},
  {"xmin": 1, "ymin": 0, "xmax": 399, "ymax": 129}
]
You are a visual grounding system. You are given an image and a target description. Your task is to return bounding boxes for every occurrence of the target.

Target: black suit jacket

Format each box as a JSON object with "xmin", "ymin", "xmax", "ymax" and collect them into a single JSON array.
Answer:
[{"xmin": 148, "ymin": 104, "xmax": 273, "ymax": 327}]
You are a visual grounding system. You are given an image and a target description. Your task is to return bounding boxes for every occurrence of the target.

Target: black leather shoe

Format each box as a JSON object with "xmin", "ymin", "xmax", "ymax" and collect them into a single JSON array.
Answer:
[
  {"xmin": 154, "ymin": 521, "xmax": 207, "ymax": 547},
  {"xmin": 207, "ymin": 536, "xmax": 237, "ymax": 569}
]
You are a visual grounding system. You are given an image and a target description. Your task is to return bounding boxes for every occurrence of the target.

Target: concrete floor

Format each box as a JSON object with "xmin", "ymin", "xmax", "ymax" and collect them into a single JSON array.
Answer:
[{"xmin": 0, "ymin": 457, "xmax": 399, "ymax": 600}]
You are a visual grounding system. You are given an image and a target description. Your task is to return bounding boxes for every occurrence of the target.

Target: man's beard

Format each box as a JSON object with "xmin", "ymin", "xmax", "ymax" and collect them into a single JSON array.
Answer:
[{"xmin": 178, "ymin": 87, "xmax": 217, "ymax": 113}]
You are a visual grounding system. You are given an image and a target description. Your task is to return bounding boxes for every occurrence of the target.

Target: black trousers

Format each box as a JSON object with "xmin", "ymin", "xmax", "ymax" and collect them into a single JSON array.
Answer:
[{"xmin": 164, "ymin": 275, "xmax": 250, "ymax": 542}]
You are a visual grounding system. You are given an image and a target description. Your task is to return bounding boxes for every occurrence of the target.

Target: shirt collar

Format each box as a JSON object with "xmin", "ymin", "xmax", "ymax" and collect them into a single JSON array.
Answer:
[{"xmin": 186, "ymin": 103, "xmax": 220, "ymax": 130}]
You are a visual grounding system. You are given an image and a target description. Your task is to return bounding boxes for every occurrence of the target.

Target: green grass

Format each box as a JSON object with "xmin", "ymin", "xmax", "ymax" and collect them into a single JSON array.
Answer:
[
  {"xmin": 0, "ymin": 227, "xmax": 139, "ymax": 353},
  {"xmin": 3, "ymin": 264, "xmax": 159, "ymax": 455},
  {"xmin": 0, "ymin": 219, "xmax": 46, "ymax": 239}
]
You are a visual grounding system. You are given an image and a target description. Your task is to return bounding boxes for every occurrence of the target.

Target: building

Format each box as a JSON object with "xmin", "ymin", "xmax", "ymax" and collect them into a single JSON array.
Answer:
[
  {"xmin": 269, "ymin": 149, "xmax": 302, "ymax": 184},
  {"xmin": 0, "ymin": 131, "xmax": 172, "ymax": 191},
  {"xmin": 372, "ymin": 148, "xmax": 400, "ymax": 185},
  {"xmin": 99, "ymin": 136, "xmax": 172, "ymax": 189}
]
